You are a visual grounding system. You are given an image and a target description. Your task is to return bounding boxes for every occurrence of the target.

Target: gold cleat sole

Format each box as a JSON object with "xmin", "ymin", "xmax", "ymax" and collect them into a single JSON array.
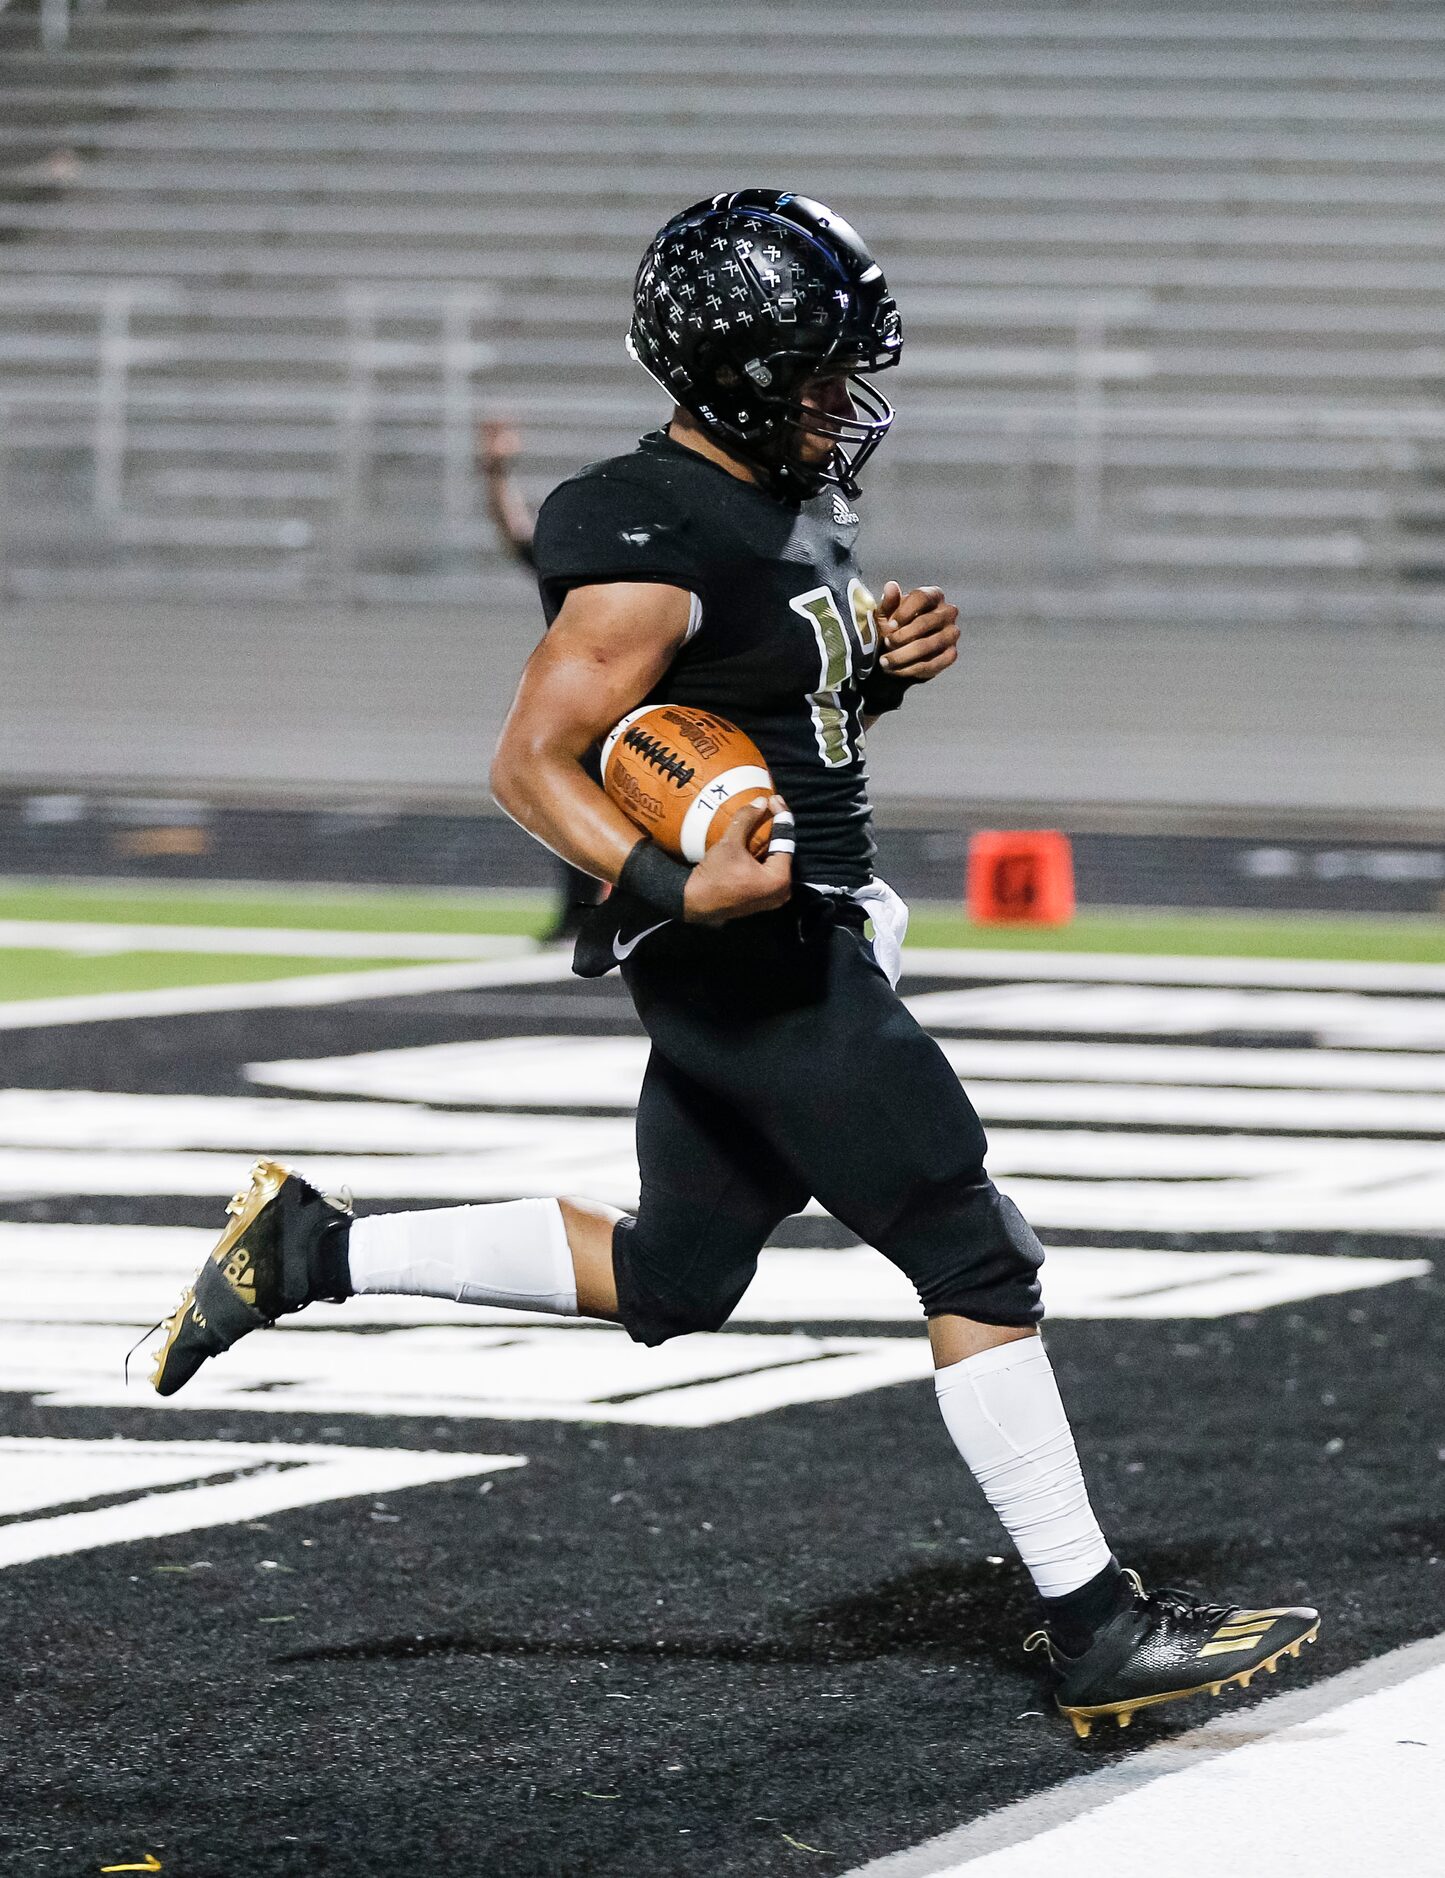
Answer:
[
  {"xmin": 149, "ymin": 1158, "xmax": 293, "ymax": 1391},
  {"xmin": 1061, "ymin": 1622, "xmax": 1321, "ymax": 1740}
]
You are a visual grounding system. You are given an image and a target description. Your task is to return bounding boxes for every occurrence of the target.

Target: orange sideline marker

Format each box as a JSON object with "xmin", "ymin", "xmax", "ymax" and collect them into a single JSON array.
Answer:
[{"xmin": 966, "ymin": 829, "xmax": 1075, "ymax": 926}]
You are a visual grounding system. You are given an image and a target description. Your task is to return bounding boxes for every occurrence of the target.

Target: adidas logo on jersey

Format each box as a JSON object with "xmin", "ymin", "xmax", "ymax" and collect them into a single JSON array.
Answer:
[{"xmin": 831, "ymin": 492, "xmax": 859, "ymax": 526}]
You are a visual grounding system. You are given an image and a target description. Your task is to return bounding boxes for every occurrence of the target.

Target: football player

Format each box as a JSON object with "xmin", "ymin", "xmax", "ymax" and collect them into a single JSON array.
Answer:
[{"xmin": 150, "ymin": 191, "xmax": 1318, "ymax": 1736}]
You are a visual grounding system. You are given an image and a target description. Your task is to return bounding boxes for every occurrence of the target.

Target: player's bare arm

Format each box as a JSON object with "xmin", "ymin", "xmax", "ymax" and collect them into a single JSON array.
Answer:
[{"xmin": 490, "ymin": 580, "xmax": 791, "ymax": 925}]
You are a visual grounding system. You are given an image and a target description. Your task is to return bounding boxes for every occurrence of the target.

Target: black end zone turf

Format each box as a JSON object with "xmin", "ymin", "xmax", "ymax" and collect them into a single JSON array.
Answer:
[{"xmin": 1, "ymin": 1272, "xmax": 1439, "ymax": 1874}]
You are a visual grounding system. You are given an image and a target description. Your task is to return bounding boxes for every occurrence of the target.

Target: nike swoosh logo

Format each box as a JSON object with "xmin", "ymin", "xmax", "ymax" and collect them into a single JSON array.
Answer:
[{"xmin": 612, "ymin": 919, "xmax": 670, "ymax": 962}]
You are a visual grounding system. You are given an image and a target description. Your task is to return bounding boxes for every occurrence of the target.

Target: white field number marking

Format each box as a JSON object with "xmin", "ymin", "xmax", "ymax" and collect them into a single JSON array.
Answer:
[
  {"xmin": 0, "ymin": 1436, "xmax": 523, "ymax": 1571},
  {"xmin": 11, "ymin": 1320, "xmax": 935, "ymax": 1431},
  {"xmin": 0, "ymin": 1224, "xmax": 1427, "ymax": 1332},
  {"xmin": 247, "ymin": 1033, "xmax": 1445, "ymax": 1124},
  {"xmin": 0, "ymin": 949, "xmax": 1435, "ymax": 1438},
  {"xmin": 0, "ymin": 1222, "xmax": 1426, "ymax": 1439},
  {"xmin": 0, "ymin": 1122, "xmax": 1440, "ymax": 1229},
  {"xmin": 905, "ymin": 982, "xmax": 1445, "ymax": 1051}
]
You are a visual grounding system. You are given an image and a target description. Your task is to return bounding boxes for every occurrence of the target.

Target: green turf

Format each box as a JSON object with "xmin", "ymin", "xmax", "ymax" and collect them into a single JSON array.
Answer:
[
  {"xmin": 0, "ymin": 876, "xmax": 1441, "ymax": 963},
  {"xmin": 0, "ymin": 949, "xmax": 419, "ymax": 1003},
  {"xmin": 904, "ymin": 906, "xmax": 1445, "ymax": 961},
  {"xmin": 0, "ymin": 879, "xmax": 552, "ymax": 937}
]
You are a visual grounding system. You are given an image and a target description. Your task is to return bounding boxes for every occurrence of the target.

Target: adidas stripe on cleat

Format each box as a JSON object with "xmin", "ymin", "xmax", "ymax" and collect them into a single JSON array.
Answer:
[
  {"xmin": 149, "ymin": 1159, "xmax": 353, "ymax": 1397},
  {"xmin": 1025, "ymin": 1569, "xmax": 1320, "ymax": 1739}
]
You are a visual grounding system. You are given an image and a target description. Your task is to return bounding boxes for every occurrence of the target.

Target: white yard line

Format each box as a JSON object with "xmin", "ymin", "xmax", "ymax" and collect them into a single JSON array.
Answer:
[
  {"xmin": 0, "ymin": 1436, "xmax": 525, "ymax": 1571},
  {"xmin": 0, "ymin": 919, "xmax": 530, "ymax": 960},
  {"xmin": 0, "ymin": 950, "xmax": 578, "ymax": 1031},
  {"xmin": 844, "ymin": 1630, "xmax": 1445, "ymax": 1878}
]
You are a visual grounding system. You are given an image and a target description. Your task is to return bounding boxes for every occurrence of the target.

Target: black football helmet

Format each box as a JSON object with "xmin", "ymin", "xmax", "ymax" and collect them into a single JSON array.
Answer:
[{"xmin": 628, "ymin": 189, "xmax": 903, "ymax": 501}]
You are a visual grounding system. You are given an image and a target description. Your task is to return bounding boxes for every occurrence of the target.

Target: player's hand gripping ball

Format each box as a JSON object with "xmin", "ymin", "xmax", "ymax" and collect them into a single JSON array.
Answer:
[{"xmin": 601, "ymin": 705, "xmax": 793, "ymax": 862}]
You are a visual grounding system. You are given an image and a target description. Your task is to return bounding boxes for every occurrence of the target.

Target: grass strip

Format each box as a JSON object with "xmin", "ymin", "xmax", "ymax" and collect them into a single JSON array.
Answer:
[
  {"xmin": 0, "ymin": 878, "xmax": 1440, "ymax": 963},
  {"xmin": 0, "ymin": 949, "xmax": 418, "ymax": 1003}
]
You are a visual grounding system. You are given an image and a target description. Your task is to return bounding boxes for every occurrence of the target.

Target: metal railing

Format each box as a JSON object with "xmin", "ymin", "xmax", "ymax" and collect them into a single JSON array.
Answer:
[
  {"xmin": 333, "ymin": 284, "xmax": 497, "ymax": 593},
  {"xmin": 37, "ymin": 0, "xmax": 106, "ymax": 51},
  {"xmin": 4, "ymin": 279, "xmax": 1445, "ymax": 606}
]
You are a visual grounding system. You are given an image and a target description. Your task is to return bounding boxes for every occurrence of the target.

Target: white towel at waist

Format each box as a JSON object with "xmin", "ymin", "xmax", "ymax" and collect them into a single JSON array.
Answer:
[{"xmin": 807, "ymin": 876, "xmax": 910, "ymax": 987}]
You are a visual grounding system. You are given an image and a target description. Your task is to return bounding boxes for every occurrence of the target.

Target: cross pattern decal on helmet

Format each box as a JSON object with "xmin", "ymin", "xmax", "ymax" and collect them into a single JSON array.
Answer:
[{"xmin": 628, "ymin": 189, "xmax": 903, "ymax": 502}]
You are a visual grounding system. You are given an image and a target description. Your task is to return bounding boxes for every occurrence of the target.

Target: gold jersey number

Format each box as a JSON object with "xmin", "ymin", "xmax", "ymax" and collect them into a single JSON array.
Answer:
[{"xmin": 788, "ymin": 579, "xmax": 879, "ymax": 768}]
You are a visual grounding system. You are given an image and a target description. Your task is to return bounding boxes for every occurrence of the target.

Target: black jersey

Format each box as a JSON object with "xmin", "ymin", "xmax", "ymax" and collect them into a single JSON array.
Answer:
[{"xmin": 532, "ymin": 430, "xmax": 887, "ymax": 889}]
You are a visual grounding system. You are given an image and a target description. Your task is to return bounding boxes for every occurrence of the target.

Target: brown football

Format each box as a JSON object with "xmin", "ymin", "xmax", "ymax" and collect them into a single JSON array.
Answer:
[{"xmin": 601, "ymin": 704, "xmax": 783, "ymax": 862}]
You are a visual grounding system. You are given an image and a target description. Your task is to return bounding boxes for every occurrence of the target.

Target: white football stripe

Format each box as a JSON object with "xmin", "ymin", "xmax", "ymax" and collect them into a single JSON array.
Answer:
[
  {"xmin": 0, "ymin": 1437, "xmax": 523, "ymax": 1570},
  {"xmin": 599, "ymin": 703, "xmax": 654, "ymax": 774},
  {"xmin": 679, "ymin": 765, "xmax": 774, "ymax": 862}
]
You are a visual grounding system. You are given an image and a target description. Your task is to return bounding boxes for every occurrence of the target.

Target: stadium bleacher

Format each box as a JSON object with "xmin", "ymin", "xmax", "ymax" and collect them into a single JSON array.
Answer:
[{"xmin": 3, "ymin": 1, "xmax": 1445, "ymax": 622}]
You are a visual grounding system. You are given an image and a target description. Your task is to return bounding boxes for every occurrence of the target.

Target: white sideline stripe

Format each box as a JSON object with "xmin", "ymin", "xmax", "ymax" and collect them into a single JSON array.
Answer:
[
  {"xmin": 0, "ymin": 1436, "xmax": 525, "ymax": 1570},
  {"xmin": 0, "ymin": 919, "xmax": 531, "ymax": 960},
  {"xmin": 0, "ymin": 951, "xmax": 577, "ymax": 1030},
  {"xmin": 842, "ymin": 1631, "xmax": 1445, "ymax": 1878},
  {"xmin": 899, "ymin": 949, "xmax": 1445, "ymax": 993}
]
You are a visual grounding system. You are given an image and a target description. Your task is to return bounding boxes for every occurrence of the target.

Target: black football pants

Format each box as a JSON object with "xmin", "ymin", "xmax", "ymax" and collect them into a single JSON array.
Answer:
[{"xmin": 611, "ymin": 890, "xmax": 1045, "ymax": 1346}]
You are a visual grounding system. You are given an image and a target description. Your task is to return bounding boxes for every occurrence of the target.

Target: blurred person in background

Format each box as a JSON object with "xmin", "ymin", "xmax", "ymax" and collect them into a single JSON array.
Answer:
[{"xmin": 478, "ymin": 417, "xmax": 605, "ymax": 943}]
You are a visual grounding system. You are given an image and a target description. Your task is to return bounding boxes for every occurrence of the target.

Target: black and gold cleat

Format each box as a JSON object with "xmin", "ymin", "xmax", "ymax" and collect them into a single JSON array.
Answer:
[
  {"xmin": 1026, "ymin": 1569, "xmax": 1320, "ymax": 1739},
  {"xmin": 150, "ymin": 1159, "xmax": 353, "ymax": 1397}
]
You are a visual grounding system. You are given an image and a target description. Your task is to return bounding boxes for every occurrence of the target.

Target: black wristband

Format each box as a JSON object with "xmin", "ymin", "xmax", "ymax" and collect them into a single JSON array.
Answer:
[
  {"xmin": 862, "ymin": 668, "xmax": 910, "ymax": 716},
  {"xmin": 617, "ymin": 838, "xmax": 692, "ymax": 920}
]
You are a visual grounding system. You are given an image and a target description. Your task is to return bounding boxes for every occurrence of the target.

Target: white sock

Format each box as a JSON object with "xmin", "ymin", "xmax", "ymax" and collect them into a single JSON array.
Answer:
[
  {"xmin": 346, "ymin": 1199, "xmax": 578, "ymax": 1315},
  {"xmin": 934, "ymin": 1335, "xmax": 1112, "ymax": 1599}
]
